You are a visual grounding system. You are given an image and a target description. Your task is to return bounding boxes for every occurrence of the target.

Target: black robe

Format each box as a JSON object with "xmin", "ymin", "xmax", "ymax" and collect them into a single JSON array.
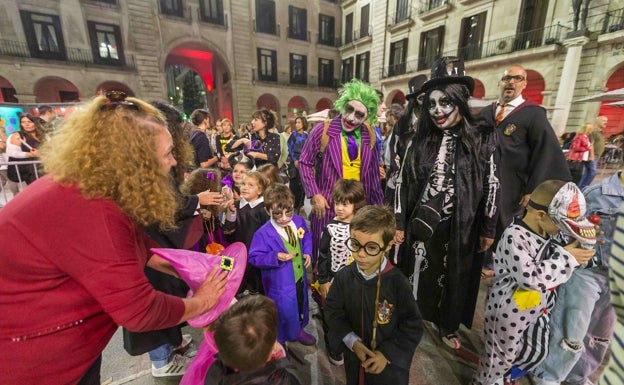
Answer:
[
  {"xmin": 479, "ymin": 99, "xmax": 571, "ymax": 239},
  {"xmin": 395, "ymin": 121, "xmax": 498, "ymax": 332},
  {"xmin": 324, "ymin": 262, "xmax": 423, "ymax": 385}
]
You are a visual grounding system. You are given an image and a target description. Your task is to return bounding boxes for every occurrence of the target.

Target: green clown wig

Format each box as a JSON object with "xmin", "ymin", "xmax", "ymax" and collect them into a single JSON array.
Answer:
[{"xmin": 334, "ymin": 79, "xmax": 380, "ymax": 127}]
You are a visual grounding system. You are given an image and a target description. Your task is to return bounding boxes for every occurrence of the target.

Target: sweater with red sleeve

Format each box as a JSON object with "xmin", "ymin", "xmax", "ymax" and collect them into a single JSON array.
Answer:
[{"xmin": 0, "ymin": 177, "xmax": 186, "ymax": 385}]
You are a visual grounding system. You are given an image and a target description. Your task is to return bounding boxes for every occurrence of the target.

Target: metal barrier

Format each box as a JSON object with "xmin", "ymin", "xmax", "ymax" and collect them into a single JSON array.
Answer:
[{"xmin": 0, "ymin": 160, "xmax": 44, "ymax": 207}]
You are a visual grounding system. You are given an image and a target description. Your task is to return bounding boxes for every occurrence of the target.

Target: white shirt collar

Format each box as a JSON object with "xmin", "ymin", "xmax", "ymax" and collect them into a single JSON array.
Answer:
[
  {"xmin": 239, "ymin": 196, "xmax": 264, "ymax": 209},
  {"xmin": 270, "ymin": 218, "xmax": 297, "ymax": 238},
  {"xmin": 499, "ymin": 94, "xmax": 525, "ymax": 108},
  {"xmin": 357, "ymin": 257, "xmax": 388, "ymax": 280}
]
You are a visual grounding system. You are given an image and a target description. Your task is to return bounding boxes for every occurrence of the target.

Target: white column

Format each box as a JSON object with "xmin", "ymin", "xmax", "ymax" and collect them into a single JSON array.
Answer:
[{"xmin": 551, "ymin": 35, "xmax": 590, "ymax": 136}]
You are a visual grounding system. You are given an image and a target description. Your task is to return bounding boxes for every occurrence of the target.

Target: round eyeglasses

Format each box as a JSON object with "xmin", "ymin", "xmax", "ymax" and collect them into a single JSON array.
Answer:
[{"xmin": 346, "ymin": 237, "xmax": 386, "ymax": 256}]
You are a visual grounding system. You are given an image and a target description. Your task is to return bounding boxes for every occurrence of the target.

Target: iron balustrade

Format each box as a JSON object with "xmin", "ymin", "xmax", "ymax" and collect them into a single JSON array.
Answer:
[{"xmin": 0, "ymin": 39, "xmax": 136, "ymax": 69}]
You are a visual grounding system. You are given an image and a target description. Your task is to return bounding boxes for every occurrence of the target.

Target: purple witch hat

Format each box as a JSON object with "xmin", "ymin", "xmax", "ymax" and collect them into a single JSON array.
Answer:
[{"xmin": 151, "ymin": 242, "xmax": 247, "ymax": 327}]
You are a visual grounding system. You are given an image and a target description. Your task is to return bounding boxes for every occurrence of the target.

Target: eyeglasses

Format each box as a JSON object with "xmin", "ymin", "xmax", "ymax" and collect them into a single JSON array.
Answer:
[
  {"xmin": 101, "ymin": 90, "xmax": 139, "ymax": 111},
  {"xmin": 501, "ymin": 75, "xmax": 525, "ymax": 83},
  {"xmin": 346, "ymin": 237, "xmax": 386, "ymax": 256},
  {"xmin": 270, "ymin": 208, "xmax": 294, "ymax": 219}
]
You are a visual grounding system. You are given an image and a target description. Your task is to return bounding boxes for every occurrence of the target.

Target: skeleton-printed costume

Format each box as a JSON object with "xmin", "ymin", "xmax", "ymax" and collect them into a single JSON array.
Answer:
[
  {"xmin": 324, "ymin": 261, "xmax": 423, "ymax": 385},
  {"xmin": 395, "ymin": 58, "xmax": 499, "ymax": 335},
  {"xmin": 472, "ymin": 184, "xmax": 593, "ymax": 385},
  {"xmin": 317, "ymin": 218, "xmax": 352, "ymax": 284}
]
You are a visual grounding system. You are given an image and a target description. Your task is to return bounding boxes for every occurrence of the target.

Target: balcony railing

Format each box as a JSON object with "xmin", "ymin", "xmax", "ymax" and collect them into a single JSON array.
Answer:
[
  {"xmin": 254, "ymin": 21, "xmax": 280, "ymax": 36},
  {"xmin": 381, "ymin": 24, "xmax": 566, "ymax": 78},
  {"xmin": 317, "ymin": 34, "xmax": 340, "ymax": 47},
  {"xmin": 342, "ymin": 26, "xmax": 372, "ymax": 47},
  {"xmin": 0, "ymin": 39, "xmax": 136, "ymax": 70},
  {"xmin": 419, "ymin": 0, "xmax": 449, "ymax": 14},
  {"xmin": 288, "ymin": 28, "xmax": 310, "ymax": 42},
  {"xmin": 252, "ymin": 70, "xmax": 337, "ymax": 89},
  {"xmin": 197, "ymin": 9, "xmax": 227, "ymax": 27},
  {"xmin": 601, "ymin": 8, "xmax": 624, "ymax": 34},
  {"xmin": 158, "ymin": 0, "xmax": 192, "ymax": 22},
  {"xmin": 387, "ymin": 8, "xmax": 412, "ymax": 27}
]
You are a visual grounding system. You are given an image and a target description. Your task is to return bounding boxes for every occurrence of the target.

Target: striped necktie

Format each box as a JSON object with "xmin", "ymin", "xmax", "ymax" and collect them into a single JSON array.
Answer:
[
  {"xmin": 495, "ymin": 103, "xmax": 506, "ymax": 126},
  {"xmin": 284, "ymin": 225, "xmax": 297, "ymax": 247}
]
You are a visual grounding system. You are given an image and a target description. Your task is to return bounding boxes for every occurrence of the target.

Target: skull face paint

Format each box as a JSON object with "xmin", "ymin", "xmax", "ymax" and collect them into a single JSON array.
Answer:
[
  {"xmin": 428, "ymin": 90, "xmax": 461, "ymax": 130},
  {"xmin": 342, "ymin": 100, "xmax": 368, "ymax": 132}
]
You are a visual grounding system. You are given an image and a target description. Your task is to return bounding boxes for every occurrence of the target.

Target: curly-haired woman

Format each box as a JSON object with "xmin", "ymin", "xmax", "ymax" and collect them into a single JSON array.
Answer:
[{"xmin": 0, "ymin": 93, "xmax": 228, "ymax": 385}]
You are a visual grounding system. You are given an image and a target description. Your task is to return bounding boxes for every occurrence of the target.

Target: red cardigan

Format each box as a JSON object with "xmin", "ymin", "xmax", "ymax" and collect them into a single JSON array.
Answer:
[
  {"xmin": 0, "ymin": 177, "xmax": 185, "ymax": 385},
  {"xmin": 567, "ymin": 133, "xmax": 591, "ymax": 161}
]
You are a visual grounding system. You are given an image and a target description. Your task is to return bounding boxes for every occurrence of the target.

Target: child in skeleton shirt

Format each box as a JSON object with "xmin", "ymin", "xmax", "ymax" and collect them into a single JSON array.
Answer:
[
  {"xmin": 472, "ymin": 180, "xmax": 595, "ymax": 385},
  {"xmin": 317, "ymin": 179, "xmax": 367, "ymax": 300}
]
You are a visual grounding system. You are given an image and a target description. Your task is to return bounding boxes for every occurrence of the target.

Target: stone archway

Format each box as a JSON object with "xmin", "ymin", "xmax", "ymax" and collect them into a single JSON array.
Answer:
[
  {"xmin": 256, "ymin": 93, "xmax": 279, "ymax": 112},
  {"xmin": 387, "ymin": 90, "xmax": 406, "ymax": 106},
  {"xmin": 524, "ymin": 70, "xmax": 545, "ymax": 105},
  {"xmin": 96, "ymin": 81, "xmax": 135, "ymax": 97},
  {"xmin": 598, "ymin": 65, "xmax": 624, "ymax": 138},
  {"xmin": 315, "ymin": 98, "xmax": 333, "ymax": 112},
  {"xmin": 33, "ymin": 76, "xmax": 80, "ymax": 102},
  {"xmin": 472, "ymin": 78, "xmax": 485, "ymax": 99},
  {"xmin": 0, "ymin": 76, "xmax": 18, "ymax": 103},
  {"xmin": 165, "ymin": 42, "xmax": 233, "ymax": 120},
  {"xmin": 287, "ymin": 96, "xmax": 308, "ymax": 121}
]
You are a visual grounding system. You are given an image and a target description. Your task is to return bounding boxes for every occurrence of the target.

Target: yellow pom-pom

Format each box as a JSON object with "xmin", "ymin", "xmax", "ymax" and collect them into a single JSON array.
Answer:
[{"xmin": 512, "ymin": 289, "xmax": 541, "ymax": 310}]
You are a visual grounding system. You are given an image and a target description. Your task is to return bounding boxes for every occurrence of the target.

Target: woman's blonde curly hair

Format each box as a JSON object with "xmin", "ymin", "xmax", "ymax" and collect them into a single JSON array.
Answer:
[{"xmin": 39, "ymin": 95, "xmax": 178, "ymax": 230}]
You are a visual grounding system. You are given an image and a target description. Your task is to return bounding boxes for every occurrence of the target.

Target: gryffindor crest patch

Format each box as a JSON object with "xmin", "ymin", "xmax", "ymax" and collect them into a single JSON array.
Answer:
[{"xmin": 377, "ymin": 299, "xmax": 394, "ymax": 325}]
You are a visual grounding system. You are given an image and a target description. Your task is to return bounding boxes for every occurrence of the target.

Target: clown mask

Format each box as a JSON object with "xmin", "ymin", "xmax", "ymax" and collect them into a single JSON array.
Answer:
[
  {"xmin": 428, "ymin": 90, "xmax": 462, "ymax": 130},
  {"xmin": 546, "ymin": 182, "xmax": 596, "ymax": 249}
]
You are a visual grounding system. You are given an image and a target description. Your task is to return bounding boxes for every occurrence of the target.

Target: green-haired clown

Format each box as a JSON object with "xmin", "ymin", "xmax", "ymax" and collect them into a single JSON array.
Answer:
[{"xmin": 334, "ymin": 79, "xmax": 380, "ymax": 129}]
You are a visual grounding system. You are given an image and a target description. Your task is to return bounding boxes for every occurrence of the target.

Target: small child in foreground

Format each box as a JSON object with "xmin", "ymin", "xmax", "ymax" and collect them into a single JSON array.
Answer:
[
  {"xmin": 249, "ymin": 183, "xmax": 315, "ymax": 345},
  {"xmin": 472, "ymin": 180, "xmax": 595, "ymax": 385},
  {"xmin": 324, "ymin": 205, "xmax": 423, "ymax": 385},
  {"xmin": 204, "ymin": 295, "xmax": 301, "ymax": 385}
]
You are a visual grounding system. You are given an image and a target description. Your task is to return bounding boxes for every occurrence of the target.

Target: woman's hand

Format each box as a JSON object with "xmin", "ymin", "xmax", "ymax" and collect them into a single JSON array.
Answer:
[
  {"xmin": 303, "ymin": 254, "xmax": 311, "ymax": 269},
  {"xmin": 197, "ymin": 190, "xmax": 224, "ymax": 206}
]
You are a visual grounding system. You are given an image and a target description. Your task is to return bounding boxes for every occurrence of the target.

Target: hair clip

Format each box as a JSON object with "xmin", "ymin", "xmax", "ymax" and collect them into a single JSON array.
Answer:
[
  {"xmin": 101, "ymin": 90, "xmax": 139, "ymax": 111},
  {"xmin": 221, "ymin": 174, "xmax": 234, "ymax": 189},
  {"xmin": 205, "ymin": 171, "xmax": 216, "ymax": 180}
]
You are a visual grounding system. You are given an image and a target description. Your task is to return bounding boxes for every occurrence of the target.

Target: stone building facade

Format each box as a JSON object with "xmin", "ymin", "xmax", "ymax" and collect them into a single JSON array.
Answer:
[{"xmin": 0, "ymin": 0, "xmax": 342, "ymax": 126}]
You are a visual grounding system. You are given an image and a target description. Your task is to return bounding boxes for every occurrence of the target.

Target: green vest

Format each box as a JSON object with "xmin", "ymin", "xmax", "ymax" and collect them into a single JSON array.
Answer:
[{"xmin": 281, "ymin": 232, "xmax": 304, "ymax": 282}]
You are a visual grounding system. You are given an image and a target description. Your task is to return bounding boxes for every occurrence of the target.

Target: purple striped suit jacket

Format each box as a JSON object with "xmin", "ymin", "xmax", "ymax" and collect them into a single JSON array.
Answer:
[{"xmin": 298, "ymin": 115, "xmax": 384, "ymax": 208}]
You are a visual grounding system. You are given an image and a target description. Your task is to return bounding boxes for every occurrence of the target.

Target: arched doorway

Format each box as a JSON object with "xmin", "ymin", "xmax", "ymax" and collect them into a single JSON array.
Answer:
[
  {"xmin": 0, "ymin": 76, "xmax": 18, "ymax": 103},
  {"xmin": 315, "ymin": 98, "xmax": 333, "ymax": 111},
  {"xmin": 524, "ymin": 70, "xmax": 545, "ymax": 104},
  {"xmin": 33, "ymin": 76, "xmax": 80, "ymax": 102},
  {"xmin": 165, "ymin": 42, "xmax": 233, "ymax": 120},
  {"xmin": 598, "ymin": 65, "xmax": 624, "ymax": 138},
  {"xmin": 95, "ymin": 81, "xmax": 135, "ymax": 97},
  {"xmin": 388, "ymin": 90, "xmax": 406, "ymax": 106},
  {"xmin": 472, "ymin": 78, "xmax": 485, "ymax": 99},
  {"xmin": 256, "ymin": 94, "xmax": 279, "ymax": 112},
  {"xmin": 287, "ymin": 96, "xmax": 308, "ymax": 121}
]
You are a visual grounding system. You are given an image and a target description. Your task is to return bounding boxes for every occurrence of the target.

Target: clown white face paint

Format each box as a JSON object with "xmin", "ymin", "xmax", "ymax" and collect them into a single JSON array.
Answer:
[
  {"xmin": 428, "ymin": 90, "xmax": 461, "ymax": 130},
  {"xmin": 342, "ymin": 100, "xmax": 368, "ymax": 132}
]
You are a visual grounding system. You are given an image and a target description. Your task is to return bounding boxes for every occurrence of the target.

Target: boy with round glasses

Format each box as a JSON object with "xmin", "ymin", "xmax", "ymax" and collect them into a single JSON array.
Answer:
[
  {"xmin": 324, "ymin": 205, "xmax": 423, "ymax": 385},
  {"xmin": 249, "ymin": 183, "xmax": 315, "ymax": 346}
]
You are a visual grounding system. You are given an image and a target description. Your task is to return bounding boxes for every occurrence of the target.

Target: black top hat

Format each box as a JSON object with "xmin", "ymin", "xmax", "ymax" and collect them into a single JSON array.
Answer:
[
  {"xmin": 420, "ymin": 56, "xmax": 475, "ymax": 95},
  {"xmin": 405, "ymin": 75, "xmax": 428, "ymax": 100}
]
